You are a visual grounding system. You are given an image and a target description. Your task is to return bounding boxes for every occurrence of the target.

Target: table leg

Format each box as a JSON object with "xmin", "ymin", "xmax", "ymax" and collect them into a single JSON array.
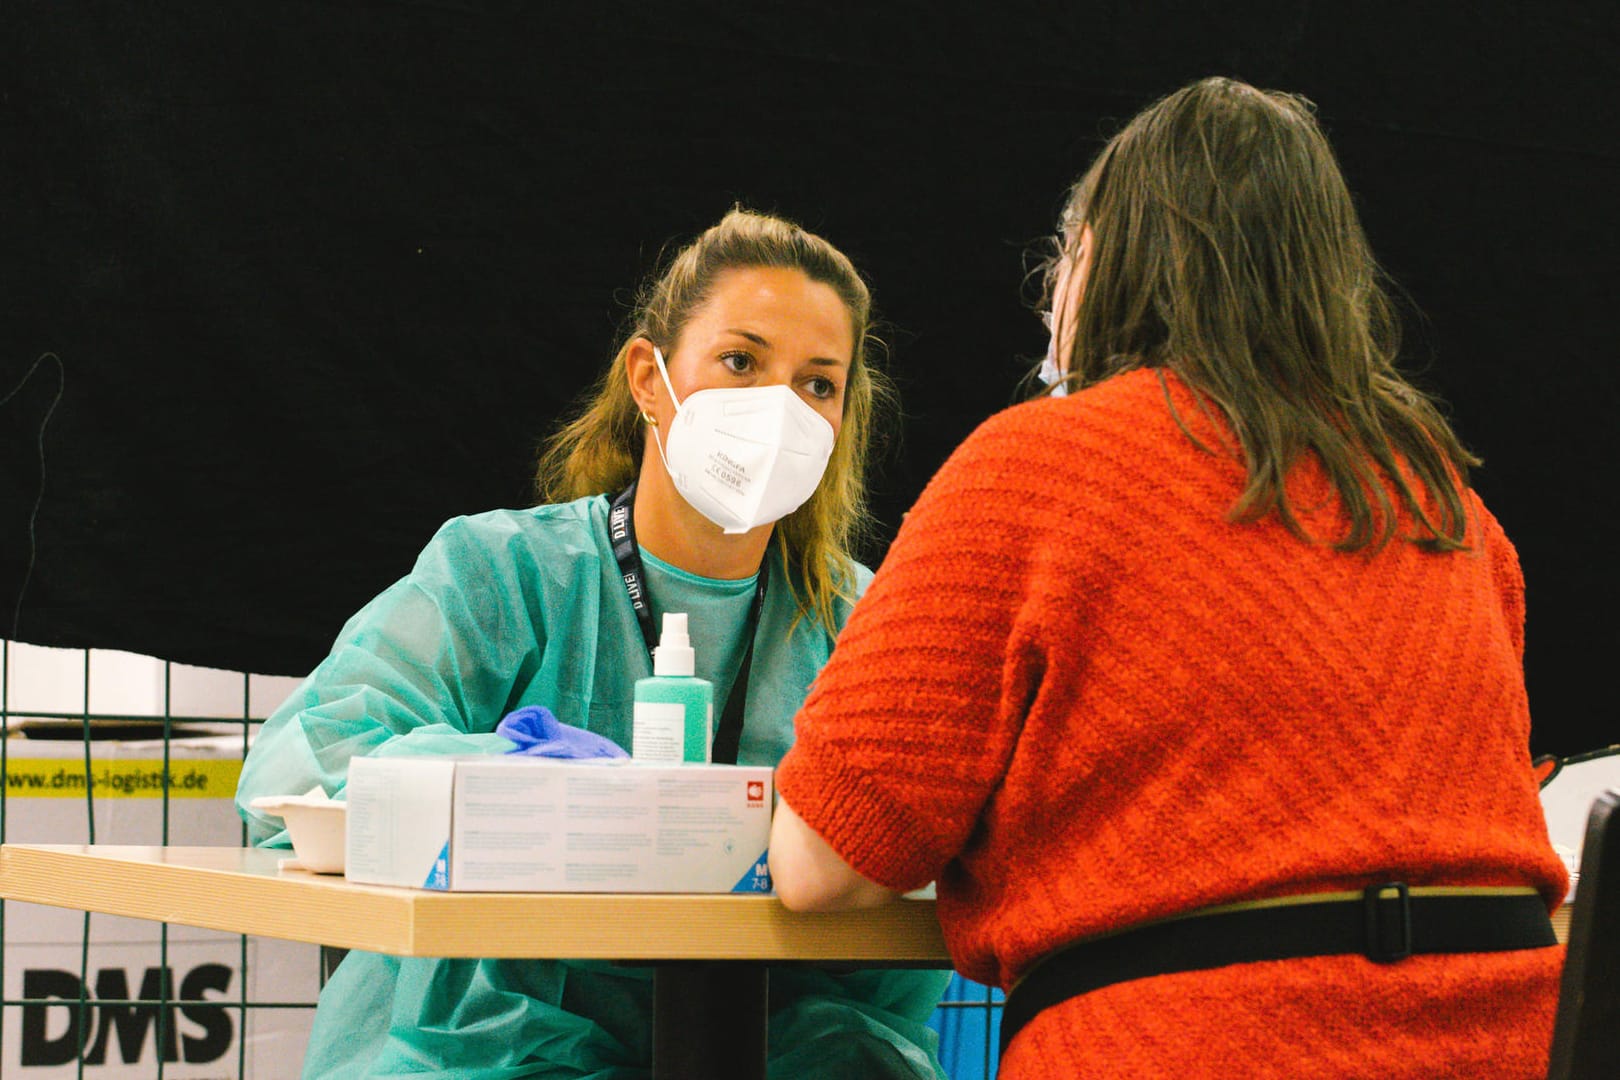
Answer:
[{"xmin": 652, "ymin": 962, "xmax": 769, "ymax": 1080}]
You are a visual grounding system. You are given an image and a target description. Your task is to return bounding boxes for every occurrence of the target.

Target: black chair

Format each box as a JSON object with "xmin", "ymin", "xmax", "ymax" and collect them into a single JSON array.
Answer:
[{"xmin": 1546, "ymin": 789, "xmax": 1619, "ymax": 1080}]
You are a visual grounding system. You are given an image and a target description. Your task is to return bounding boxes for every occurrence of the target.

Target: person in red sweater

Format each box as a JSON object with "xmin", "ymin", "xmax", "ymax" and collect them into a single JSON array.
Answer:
[{"xmin": 769, "ymin": 77, "xmax": 1567, "ymax": 1078}]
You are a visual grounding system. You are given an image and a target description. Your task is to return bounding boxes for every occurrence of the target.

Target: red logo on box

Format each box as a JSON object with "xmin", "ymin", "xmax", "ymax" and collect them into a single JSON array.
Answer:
[{"xmin": 747, "ymin": 781, "xmax": 764, "ymax": 802}]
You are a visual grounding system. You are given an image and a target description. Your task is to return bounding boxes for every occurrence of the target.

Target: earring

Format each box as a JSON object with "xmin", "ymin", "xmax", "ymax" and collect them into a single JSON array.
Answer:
[{"xmin": 640, "ymin": 410, "xmax": 658, "ymax": 427}]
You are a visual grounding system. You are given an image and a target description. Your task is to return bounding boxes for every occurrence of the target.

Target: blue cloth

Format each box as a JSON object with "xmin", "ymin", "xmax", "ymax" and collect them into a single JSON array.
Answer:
[
  {"xmin": 496, "ymin": 705, "xmax": 629, "ymax": 758},
  {"xmin": 234, "ymin": 496, "xmax": 950, "ymax": 1079}
]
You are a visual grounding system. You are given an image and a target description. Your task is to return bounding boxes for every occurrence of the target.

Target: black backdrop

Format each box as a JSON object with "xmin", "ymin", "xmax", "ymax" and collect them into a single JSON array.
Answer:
[{"xmin": 3, "ymin": 3, "xmax": 1616, "ymax": 755}]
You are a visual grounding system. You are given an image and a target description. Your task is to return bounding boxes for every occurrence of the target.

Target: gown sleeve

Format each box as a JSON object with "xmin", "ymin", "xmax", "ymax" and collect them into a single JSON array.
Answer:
[{"xmin": 235, "ymin": 514, "xmax": 543, "ymax": 845}]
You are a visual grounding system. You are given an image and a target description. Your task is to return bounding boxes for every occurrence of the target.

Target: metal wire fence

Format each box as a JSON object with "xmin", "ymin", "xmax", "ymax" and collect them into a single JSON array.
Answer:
[
  {"xmin": 2, "ymin": 641, "xmax": 318, "ymax": 1079},
  {"xmin": 1, "ymin": 640, "xmax": 1002, "ymax": 1078}
]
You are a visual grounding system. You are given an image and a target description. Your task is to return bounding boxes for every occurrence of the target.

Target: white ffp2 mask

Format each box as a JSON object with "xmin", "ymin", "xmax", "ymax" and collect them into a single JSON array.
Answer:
[
  {"xmin": 1038, "ymin": 315, "xmax": 1069, "ymax": 398},
  {"xmin": 649, "ymin": 347, "xmax": 836, "ymax": 534},
  {"xmin": 1037, "ymin": 346, "xmax": 1069, "ymax": 397}
]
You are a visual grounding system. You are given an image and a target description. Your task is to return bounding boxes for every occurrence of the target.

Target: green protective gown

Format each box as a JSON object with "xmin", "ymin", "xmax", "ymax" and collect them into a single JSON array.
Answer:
[{"xmin": 234, "ymin": 495, "xmax": 951, "ymax": 1079}]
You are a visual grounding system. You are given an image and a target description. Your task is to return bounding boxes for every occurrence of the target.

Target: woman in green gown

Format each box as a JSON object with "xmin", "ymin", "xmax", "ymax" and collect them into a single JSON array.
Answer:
[{"xmin": 235, "ymin": 208, "xmax": 951, "ymax": 1078}]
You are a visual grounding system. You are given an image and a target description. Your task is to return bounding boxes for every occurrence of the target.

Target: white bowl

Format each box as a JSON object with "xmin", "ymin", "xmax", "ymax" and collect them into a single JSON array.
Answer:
[{"xmin": 250, "ymin": 794, "xmax": 347, "ymax": 874}]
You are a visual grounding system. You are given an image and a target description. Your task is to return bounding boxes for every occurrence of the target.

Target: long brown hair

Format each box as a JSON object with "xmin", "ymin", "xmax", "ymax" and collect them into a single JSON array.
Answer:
[
  {"xmin": 534, "ymin": 207, "xmax": 893, "ymax": 630},
  {"xmin": 1047, "ymin": 77, "xmax": 1477, "ymax": 552}
]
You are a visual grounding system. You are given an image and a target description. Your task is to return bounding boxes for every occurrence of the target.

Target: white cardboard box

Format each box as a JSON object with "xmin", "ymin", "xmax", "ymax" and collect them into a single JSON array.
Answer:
[
  {"xmin": 1539, "ymin": 750, "xmax": 1620, "ymax": 901},
  {"xmin": 2, "ymin": 734, "xmax": 319, "ymax": 1080},
  {"xmin": 345, "ymin": 757, "xmax": 774, "ymax": 893}
]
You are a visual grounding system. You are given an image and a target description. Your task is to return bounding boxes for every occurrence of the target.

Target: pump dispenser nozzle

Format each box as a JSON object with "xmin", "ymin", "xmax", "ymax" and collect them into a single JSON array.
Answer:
[{"xmin": 652, "ymin": 612, "xmax": 696, "ymax": 677}]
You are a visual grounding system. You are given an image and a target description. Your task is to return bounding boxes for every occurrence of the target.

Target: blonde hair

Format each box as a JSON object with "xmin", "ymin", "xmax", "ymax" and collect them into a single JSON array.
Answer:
[
  {"xmin": 1047, "ymin": 77, "xmax": 1477, "ymax": 553},
  {"xmin": 534, "ymin": 208, "xmax": 892, "ymax": 631}
]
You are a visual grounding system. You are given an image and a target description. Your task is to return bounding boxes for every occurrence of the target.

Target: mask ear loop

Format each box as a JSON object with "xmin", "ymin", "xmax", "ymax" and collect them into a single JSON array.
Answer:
[{"xmin": 646, "ymin": 346, "xmax": 683, "ymax": 478}]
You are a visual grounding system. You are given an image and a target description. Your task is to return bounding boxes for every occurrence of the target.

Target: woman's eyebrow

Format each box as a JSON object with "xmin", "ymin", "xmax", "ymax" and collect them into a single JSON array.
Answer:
[{"xmin": 723, "ymin": 328, "xmax": 847, "ymax": 369}]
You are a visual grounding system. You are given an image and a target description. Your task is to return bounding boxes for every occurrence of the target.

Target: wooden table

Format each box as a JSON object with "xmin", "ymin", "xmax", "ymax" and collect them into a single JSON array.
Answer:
[
  {"xmin": 0, "ymin": 844, "xmax": 951, "ymax": 1078},
  {"xmin": 3, "ymin": 844, "xmax": 1571, "ymax": 1075}
]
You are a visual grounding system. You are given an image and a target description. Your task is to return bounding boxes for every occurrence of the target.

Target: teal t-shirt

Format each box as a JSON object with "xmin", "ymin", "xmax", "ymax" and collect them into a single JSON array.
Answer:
[{"xmin": 641, "ymin": 546, "xmax": 757, "ymax": 709}]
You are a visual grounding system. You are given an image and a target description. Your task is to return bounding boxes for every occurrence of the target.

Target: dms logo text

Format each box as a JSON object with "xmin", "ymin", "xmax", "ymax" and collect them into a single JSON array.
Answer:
[{"xmin": 18, "ymin": 963, "xmax": 234, "ymax": 1068}]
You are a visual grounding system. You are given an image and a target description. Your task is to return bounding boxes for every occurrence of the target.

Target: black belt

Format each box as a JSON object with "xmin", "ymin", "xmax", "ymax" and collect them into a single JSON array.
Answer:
[{"xmin": 1000, "ymin": 883, "xmax": 1557, "ymax": 1057}]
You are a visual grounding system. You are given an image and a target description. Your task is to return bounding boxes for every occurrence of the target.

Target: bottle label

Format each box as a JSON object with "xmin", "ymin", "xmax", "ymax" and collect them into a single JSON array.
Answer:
[{"xmin": 633, "ymin": 701, "xmax": 685, "ymax": 762}]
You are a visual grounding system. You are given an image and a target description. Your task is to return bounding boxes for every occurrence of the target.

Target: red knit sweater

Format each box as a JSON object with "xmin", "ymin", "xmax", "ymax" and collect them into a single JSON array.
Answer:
[{"xmin": 776, "ymin": 369, "xmax": 1567, "ymax": 1079}]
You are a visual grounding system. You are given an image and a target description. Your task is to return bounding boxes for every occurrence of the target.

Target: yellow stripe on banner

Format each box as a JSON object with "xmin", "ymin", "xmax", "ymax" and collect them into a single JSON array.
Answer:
[{"xmin": 2, "ymin": 758, "xmax": 242, "ymax": 798}]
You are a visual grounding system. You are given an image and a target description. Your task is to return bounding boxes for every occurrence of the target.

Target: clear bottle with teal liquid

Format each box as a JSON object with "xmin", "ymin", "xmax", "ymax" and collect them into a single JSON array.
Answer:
[{"xmin": 631, "ymin": 612, "xmax": 714, "ymax": 764}]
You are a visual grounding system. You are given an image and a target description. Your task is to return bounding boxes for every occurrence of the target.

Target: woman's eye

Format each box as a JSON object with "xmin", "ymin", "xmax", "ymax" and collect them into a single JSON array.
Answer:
[
  {"xmin": 805, "ymin": 376, "xmax": 838, "ymax": 400},
  {"xmin": 720, "ymin": 351, "xmax": 754, "ymax": 374}
]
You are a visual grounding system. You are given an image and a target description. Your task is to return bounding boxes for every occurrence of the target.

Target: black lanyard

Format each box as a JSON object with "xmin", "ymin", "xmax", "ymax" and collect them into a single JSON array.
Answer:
[{"xmin": 608, "ymin": 484, "xmax": 766, "ymax": 764}]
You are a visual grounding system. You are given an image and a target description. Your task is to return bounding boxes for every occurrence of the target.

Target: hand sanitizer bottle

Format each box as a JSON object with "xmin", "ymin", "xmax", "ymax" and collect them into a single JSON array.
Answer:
[{"xmin": 632, "ymin": 612, "xmax": 714, "ymax": 764}]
